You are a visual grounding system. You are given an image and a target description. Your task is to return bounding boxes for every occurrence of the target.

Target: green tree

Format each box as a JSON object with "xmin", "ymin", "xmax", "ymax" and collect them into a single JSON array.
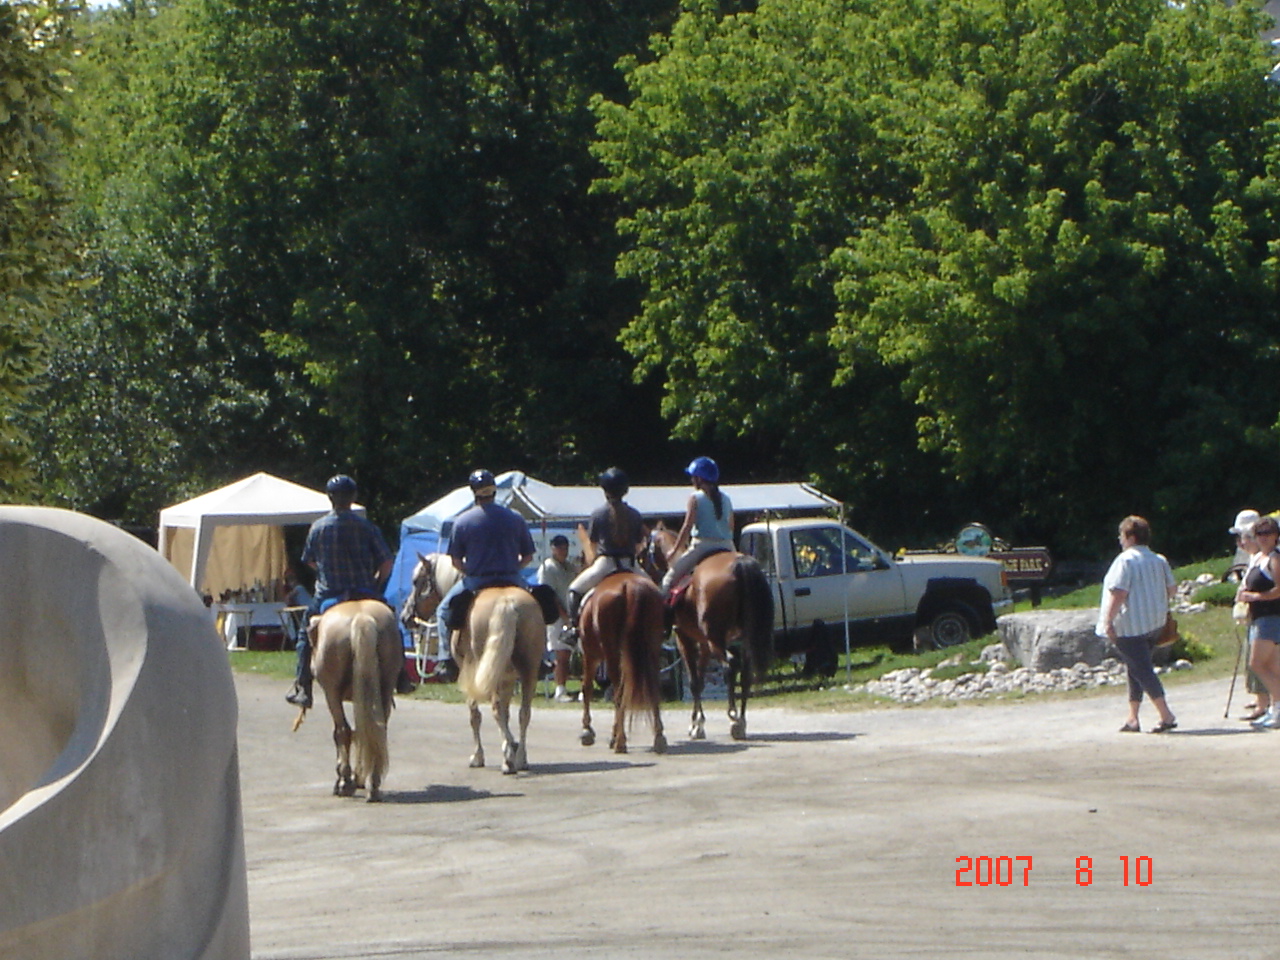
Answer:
[
  {"xmin": 831, "ymin": 0, "xmax": 1280, "ymax": 553},
  {"xmin": 36, "ymin": 0, "xmax": 679, "ymax": 526},
  {"xmin": 594, "ymin": 0, "xmax": 1280, "ymax": 553},
  {"xmin": 0, "ymin": 1, "xmax": 80, "ymax": 497}
]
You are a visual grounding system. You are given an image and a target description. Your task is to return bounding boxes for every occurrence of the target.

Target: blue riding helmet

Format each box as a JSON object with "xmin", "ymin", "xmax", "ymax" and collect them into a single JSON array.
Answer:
[
  {"xmin": 468, "ymin": 468, "xmax": 497, "ymax": 493},
  {"xmin": 325, "ymin": 474, "xmax": 358, "ymax": 497},
  {"xmin": 686, "ymin": 457, "xmax": 719, "ymax": 484},
  {"xmin": 598, "ymin": 467, "xmax": 629, "ymax": 498}
]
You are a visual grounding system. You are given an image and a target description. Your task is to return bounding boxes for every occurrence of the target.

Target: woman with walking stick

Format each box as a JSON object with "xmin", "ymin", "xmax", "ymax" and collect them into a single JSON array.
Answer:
[{"xmin": 1236, "ymin": 514, "xmax": 1280, "ymax": 729}]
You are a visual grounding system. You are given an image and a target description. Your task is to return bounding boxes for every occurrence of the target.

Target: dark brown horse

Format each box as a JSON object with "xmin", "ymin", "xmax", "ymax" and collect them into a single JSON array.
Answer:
[
  {"xmin": 577, "ymin": 570, "xmax": 668, "ymax": 754},
  {"xmin": 649, "ymin": 524, "xmax": 775, "ymax": 740}
]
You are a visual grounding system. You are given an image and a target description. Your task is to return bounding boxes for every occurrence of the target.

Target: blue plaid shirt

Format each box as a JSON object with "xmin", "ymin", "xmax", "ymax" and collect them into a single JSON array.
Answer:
[{"xmin": 302, "ymin": 510, "xmax": 393, "ymax": 599}]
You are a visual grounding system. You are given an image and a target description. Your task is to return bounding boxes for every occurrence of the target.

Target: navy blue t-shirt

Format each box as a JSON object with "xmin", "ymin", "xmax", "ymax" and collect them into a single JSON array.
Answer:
[{"xmin": 448, "ymin": 501, "xmax": 534, "ymax": 578}]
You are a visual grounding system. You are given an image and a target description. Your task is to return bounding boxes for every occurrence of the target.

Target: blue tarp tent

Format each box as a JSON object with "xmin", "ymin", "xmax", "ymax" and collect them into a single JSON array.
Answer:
[{"xmin": 385, "ymin": 470, "xmax": 841, "ymax": 641}]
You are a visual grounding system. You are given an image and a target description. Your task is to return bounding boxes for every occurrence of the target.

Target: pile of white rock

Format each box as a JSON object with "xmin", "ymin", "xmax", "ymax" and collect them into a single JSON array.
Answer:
[{"xmin": 851, "ymin": 645, "xmax": 1194, "ymax": 704}]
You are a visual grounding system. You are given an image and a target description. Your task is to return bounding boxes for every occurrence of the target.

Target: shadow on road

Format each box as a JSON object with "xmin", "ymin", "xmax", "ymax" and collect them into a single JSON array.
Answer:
[
  {"xmin": 747, "ymin": 731, "xmax": 859, "ymax": 744},
  {"xmin": 532, "ymin": 759, "xmax": 657, "ymax": 775},
  {"xmin": 663, "ymin": 740, "xmax": 750, "ymax": 756},
  {"xmin": 1163, "ymin": 727, "xmax": 1264, "ymax": 737},
  {"xmin": 381, "ymin": 784, "xmax": 522, "ymax": 804}
]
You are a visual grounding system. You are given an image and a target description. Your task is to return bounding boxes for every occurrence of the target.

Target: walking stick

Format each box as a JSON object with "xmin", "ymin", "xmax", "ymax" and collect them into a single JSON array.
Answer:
[{"xmin": 1225, "ymin": 617, "xmax": 1246, "ymax": 719}]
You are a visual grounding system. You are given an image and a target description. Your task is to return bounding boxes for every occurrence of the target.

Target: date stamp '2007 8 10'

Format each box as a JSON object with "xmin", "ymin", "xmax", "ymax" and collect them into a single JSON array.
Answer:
[{"xmin": 955, "ymin": 856, "xmax": 1154, "ymax": 887}]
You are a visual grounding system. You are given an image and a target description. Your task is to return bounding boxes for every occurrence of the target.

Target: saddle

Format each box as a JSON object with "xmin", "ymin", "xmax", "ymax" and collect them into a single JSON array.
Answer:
[
  {"xmin": 666, "ymin": 548, "xmax": 733, "ymax": 606},
  {"xmin": 445, "ymin": 582, "xmax": 559, "ymax": 632}
]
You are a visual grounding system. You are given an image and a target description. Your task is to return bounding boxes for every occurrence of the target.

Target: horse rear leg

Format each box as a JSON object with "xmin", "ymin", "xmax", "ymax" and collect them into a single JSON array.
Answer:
[
  {"xmin": 727, "ymin": 655, "xmax": 748, "ymax": 741},
  {"xmin": 468, "ymin": 699, "xmax": 485, "ymax": 768},
  {"xmin": 491, "ymin": 687, "xmax": 521, "ymax": 774},
  {"xmin": 580, "ymin": 647, "xmax": 596, "ymax": 747},
  {"xmin": 513, "ymin": 670, "xmax": 534, "ymax": 772},
  {"xmin": 677, "ymin": 631, "xmax": 707, "ymax": 740}
]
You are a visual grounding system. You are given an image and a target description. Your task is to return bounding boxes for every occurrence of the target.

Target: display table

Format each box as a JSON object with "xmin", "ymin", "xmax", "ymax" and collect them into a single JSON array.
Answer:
[{"xmin": 217, "ymin": 602, "xmax": 286, "ymax": 650}]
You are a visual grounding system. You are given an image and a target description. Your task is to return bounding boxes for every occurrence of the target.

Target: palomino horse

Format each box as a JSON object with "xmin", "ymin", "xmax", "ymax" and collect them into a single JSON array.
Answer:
[
  {"xmin": 577, "ymin": 571, "xmax": 668, "ymax": 754},
  {"xmin": 291, "ymin": 599, "xmax": 402, "ymax": 801},
  {"xmin": 407, "ymin": 554, "xmax": 544, "ymax": 773},
  {"xmin": 649, "ymin": 524, "xmax": 775, "ymax": 740}
]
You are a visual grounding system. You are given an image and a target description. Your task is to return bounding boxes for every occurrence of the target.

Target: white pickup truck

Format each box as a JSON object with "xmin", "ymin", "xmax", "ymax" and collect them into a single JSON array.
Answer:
[{"xmin": 738, "ymin": 518, "xmax": 1010, "ymax": 671}]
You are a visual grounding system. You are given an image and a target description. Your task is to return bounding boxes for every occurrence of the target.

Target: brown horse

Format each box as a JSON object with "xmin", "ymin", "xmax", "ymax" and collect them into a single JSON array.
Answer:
[
  {"xmin": 577, "ymin": 571, "xmax": 668, "ymax": 754},
  {"xmin": 292, "ymin": 599, "xmax": 402, "ymax": 801},
  {"xmin": 649, "ymin": 524, "xmax": 775, "ymax": 740},
  {"xmin": 407, "ymin": 554, "xmax": 544, "ymax": 773}
]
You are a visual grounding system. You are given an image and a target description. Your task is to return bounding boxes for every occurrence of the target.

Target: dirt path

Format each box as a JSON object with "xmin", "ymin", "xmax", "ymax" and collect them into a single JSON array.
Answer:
[{"xmin": 237, "ymin": 672, "xmax": 1276, "ymax": 959}]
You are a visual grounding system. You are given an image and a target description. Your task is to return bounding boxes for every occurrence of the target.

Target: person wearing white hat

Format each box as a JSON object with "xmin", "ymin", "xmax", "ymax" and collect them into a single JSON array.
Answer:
[{"xmin": 1229, "ymin": 510, "xmax": 1269, "ymax": 720}]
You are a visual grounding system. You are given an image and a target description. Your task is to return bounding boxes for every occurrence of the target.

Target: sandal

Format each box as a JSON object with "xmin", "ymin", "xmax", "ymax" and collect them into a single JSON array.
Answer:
[
  {"xmin": 1150, "ymin": 719, "xmax": 1178, "ymax": 734},
  {"xmin": 1119, "ymin": 721, "xmax": 1140, "ymax": 733},
  {"xmin": 1243, "ymin": 708, "xmax": 1267, "ymax": 721}
]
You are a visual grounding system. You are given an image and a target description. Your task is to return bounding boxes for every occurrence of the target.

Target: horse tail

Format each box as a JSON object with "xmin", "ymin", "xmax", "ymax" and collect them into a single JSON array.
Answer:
[
  {"xmin": 619, "ymin": 579, "xmax": 662, "ymax": 724},
  {"xmin": 733, "ymin": 555, "xmax": 776, "ymax": 682},
  {"xmin": 351, "ymin": 612, "xmax": 390, "ymax": 787},
  {"xmin": 467, "ymin": 593, "xmax": 517, "ymax": 702}
]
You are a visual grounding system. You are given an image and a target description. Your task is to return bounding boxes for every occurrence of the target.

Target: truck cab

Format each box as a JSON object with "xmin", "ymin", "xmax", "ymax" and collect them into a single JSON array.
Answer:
[{"xmin": 739, "ymin": 518, "xmax": 1008, "ymax": 658}]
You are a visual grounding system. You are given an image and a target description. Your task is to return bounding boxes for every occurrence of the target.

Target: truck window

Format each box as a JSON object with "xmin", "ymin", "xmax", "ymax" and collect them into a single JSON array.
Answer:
[
  {"xmin": 741, "ymin": 531, "xmax": 774, "ymax": 572},
  {"xmin": 791, "ymin": 527, "xmax": 878, "ymax": 578}
]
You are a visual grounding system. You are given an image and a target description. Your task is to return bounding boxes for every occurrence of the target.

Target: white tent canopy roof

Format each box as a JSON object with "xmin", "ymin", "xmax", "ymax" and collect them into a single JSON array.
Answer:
[
  {"xmin": 158, "ymin": 472, "xmax": 363, "ymax": 596},
  {"xmin": 401, "ymin": 470, "xmax": 838, "ymax": 534}
]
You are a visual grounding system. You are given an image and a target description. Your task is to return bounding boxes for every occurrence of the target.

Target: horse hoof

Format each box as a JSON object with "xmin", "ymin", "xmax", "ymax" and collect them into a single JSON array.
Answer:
[
  {"xmin": 367, "ymin": 789, "xmax": 382, "ymax": 803},
  {"xmin": 653, "ymin": 734, "xmax": 668, "ymax": 754},
  {"xmin": 730, "ymin": 720, "xmax": 747, "ymax": 740},
  {"xmin": 337, "ymin": 782, "xmax": 358, "ymax": 798},
  {"xmin": 580, "ymin": 729, "xmax": 596, "ymax": 746},
  {"xmin": 690, "ymin": 725, "xmax": 706, "ymax": 740},
  {"xmin": 469, "ymin": 755, "xmax": 485, "ymax": 768}
]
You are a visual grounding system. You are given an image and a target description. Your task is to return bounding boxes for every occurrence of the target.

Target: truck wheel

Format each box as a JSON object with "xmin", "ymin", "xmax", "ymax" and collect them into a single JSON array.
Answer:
[
  {"xmin": 803, "ymin": 620, "xmax": 839, "ymax": 679},
  {"xmin": 922, "ymin": 607, "xmax": 974, "ymax": 649}
]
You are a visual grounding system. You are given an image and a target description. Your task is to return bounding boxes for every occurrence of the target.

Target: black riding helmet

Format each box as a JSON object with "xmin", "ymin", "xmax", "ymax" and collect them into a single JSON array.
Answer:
[
  {"xmin": 469, "ymin": 469, "xmax": 497, "ymax": 495},
  {"xmin": 598, "ymin": 467, "xmax": 629, "ymax": 498},
  {"xmin": 325, "ymin": 474, "xmax": 357, "ymax": 497}
]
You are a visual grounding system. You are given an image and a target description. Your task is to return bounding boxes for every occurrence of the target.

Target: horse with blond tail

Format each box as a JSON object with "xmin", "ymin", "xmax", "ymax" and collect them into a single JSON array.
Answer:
[
  {"xmin": 578, "ymin": 571, "xmax": 667, "ymax": 754},
  {"xmin": 292, "ymin": 599, "xmax": 402, "ymax": 801},
  {"xmin": 406, "ymin": 553, "xmax": 545, "ymax": 773}
]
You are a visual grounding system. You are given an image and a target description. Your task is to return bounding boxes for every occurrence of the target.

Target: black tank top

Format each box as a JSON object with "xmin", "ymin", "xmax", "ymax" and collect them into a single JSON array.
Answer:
[{"xmin": 1246, "ymin": 551, "xmax": 1280, "ymax": 619}]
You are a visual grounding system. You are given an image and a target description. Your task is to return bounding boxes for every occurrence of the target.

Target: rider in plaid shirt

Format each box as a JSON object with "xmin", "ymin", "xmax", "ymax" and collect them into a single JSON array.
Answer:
[{"xmin": 286, "ymin": 474, "xmax": 403, "ymax": 708}]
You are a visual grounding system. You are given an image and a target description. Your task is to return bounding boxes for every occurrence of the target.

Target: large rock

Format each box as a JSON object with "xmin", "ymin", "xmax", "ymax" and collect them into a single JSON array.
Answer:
[
  {"xmin": 0, "ymin": 506, "xmax": 249, "ymax": 959},
  {"xmin": 998, "ymin": 609, "xmax": 1114, "ymax": 671}
]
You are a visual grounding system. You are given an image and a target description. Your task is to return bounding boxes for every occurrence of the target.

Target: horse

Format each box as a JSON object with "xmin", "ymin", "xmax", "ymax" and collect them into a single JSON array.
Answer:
[
  {"xmin": 291, "ymin": 599, "xmax": 402, "ymax": 802},
  {"xmin": 648, "ymin": 523, "xmax": 776, "ymax": 740},
  {"xmin": 577, "ymin": 570, "xmax": 668, "ymax": 754},
  {"xmin": 406, "ymin": 553, "xmax": 545, "ymax": 773}
]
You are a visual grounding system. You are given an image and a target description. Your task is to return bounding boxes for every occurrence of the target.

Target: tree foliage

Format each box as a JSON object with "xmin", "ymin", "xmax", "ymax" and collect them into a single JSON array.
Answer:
[
  {"xmin": 594, "ymin": 0, "xmax": 1280, "ymax": 553},
  {"xmin": 0, "ymin": 1, "xmax": 79, "ymax": 497},
  {"xmin": 33, "ymin": 0, "xmax": 678, "ymax": 525}
]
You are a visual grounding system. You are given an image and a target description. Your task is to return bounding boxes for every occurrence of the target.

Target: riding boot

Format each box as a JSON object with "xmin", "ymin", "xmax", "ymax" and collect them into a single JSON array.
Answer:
[
  {"xmin": 286, "ymin": 619, "xmax": 316, "ymax": 711},
  {"xmin": 564, "ymin": 590, "xmax": 583, "ymax": 644},
  {"xmin": 395, "ymin": 662, "xmax": 417, "ymax": 696},
  {"xmin": 286, "ymin": 635, "xmax": 314, "ymax": 708}
]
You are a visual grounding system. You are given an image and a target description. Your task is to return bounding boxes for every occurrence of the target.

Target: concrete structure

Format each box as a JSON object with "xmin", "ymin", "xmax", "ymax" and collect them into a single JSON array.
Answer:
[{"xmin": 0, "ymin": 506, "xmax": 249, "ymax": 959}]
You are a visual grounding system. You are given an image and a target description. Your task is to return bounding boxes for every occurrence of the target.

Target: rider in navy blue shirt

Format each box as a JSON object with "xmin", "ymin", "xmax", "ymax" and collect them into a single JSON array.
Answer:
[{"xmin": 435, "ymin": 469, "xmax": 535, "ymax": 635}]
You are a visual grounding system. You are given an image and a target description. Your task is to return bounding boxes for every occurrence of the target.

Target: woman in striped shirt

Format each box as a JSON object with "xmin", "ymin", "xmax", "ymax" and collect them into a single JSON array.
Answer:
[{"xmin": 1096, "ymin": 516, "xmax": 1178, "ymax": 734}]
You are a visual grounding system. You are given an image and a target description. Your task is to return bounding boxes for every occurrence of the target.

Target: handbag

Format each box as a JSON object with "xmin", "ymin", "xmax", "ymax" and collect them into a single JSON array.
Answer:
[{"xmin": 1153, "ymin": 614, "xmax": 1179, "ymax": 648}]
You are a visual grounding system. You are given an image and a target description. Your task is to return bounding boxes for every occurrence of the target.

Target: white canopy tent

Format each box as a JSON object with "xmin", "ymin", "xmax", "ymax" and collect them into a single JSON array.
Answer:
[
  {"xmin": 386, "ymin": 470, "xmax": 840, "ymax": 624},
  {"xmin": 157, "ymin": 473, "xmax": 359, "ymax": 598}
]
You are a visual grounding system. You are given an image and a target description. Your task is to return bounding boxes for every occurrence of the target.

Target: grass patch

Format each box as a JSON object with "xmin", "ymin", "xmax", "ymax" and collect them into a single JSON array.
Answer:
[{"xmin": 229, "ymin": 555, "xmax": 1245, "ymax": 713}]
